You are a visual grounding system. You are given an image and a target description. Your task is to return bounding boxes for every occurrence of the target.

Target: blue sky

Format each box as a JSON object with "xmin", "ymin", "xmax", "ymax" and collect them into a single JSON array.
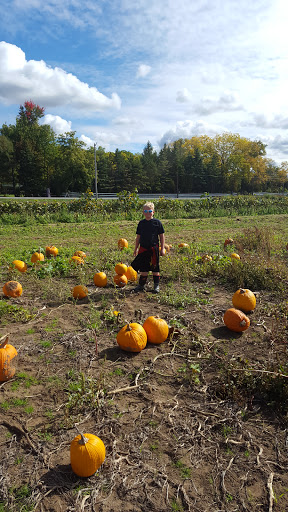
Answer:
[{"xmin": 0, "ymin": 0, "xmax": 287, "ymax": 162}]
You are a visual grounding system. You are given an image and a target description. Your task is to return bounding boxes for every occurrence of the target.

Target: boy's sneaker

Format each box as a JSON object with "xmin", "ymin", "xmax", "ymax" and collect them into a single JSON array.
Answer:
[
  {"xmin": 153, "ymin": 284, "xmax": 160, "ymax": 294},
  {"xmin": 131, "ymin": 284, "xmax": 144, "ymax": 293}
]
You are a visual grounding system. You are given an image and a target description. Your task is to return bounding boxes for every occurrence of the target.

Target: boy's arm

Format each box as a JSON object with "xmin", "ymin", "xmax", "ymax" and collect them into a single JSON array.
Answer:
[
  {"xmin": 133, "ymin": 234, "xmax": 141, "ymax": 256},
  {"xmin": 159, "ymin": 233, "xmax": 165, "ymax": 256}
]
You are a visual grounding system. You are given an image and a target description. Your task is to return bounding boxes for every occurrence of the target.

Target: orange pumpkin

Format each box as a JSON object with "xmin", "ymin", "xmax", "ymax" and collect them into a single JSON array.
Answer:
[
  {"xmin": 74, "ymin": 250, "xmax": 87, "ymax": 258},
  {"xmin": 178, "ymin": 243, "xmax": 189, "ymax": 249},
  {"xmin": 93, "ymin": 272, "xmax": 107, "ymax": 287},
  {"xmin": 223, "ymin": 308, "xmax": 250, "ymax": 332},
  {"xmin": 202, "ymin": 254, "xmax": 212, "ymax": 262},
  {"xmin": 31, "ymin": 252, "xmax": 44, "ymax": 263},
  {"xmin": 72, "ymin": 285, "xmax": 88, "ymax": 299},
  {"xmin": 3, "ymin": 281, "xmax": 23, "ymax": 298},
  {"xmin": 118, "ymin": 238, "xmax": 128, "ymax": 250},
  {"xmin": 70, "ymin": 256, "xmax": 85, "ymax": 265},
  {"xmin": 232, "ymin": 288, "xmax": 256, "ymax": 312},
  {"xmin": 70, "ymin": 431, "xmax": 105, "ymax": 477},
  {"xmin": 0, "ymin": 336, "xmax": 18, "ymax": 381},
  {"xmin": 11, "ymin": 260, "xmax": 27, "ymax": 273},
  {"xmin": 125, "ymin": 266, "xmax": 138, "ymax": 282},
  {"xmin": 115, "ymin": 263, "xmax": 128, "ymax": 275},
  {"xmin": 231, "ymin": 253, "xmax": 240, "ymax": 260},
  {"xmin": 116, "ymin": 322, "xmax": 147, "ymax": 352},
  {"xmin": 224, "ymin": 238, "xmax": 234, "ymax": 247},
  {"xmin": 45, "ymin": 246, "xmax": 59, "ymax": 257},
  {"xmin": 113, "ymin": 274, "xmax": 128, "ymax": 287},
  {"xmin": 142, "ymin": 316, "xmax": 169, "ymax": 344}
]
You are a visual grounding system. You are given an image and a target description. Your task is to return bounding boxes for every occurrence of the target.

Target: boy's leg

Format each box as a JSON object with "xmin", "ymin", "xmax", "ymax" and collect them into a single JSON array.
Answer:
[
  {"xmin": 152, "ymin": 272, "xmax": 160, "ymax": 293},
  {"xmin": 133, "ymin": 272, "xmax": 148, "ymax": 292}
]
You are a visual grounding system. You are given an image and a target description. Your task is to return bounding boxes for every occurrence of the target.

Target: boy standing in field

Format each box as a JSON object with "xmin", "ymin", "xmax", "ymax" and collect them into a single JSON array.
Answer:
[{"xmin": 131, "ymin": 202, "xmax": 165, "ymax": 293}]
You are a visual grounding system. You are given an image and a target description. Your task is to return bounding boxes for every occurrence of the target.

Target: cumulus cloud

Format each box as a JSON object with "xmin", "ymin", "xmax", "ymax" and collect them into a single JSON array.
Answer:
[
  {"xmin": 260, "ymin": 134, "xmax": 288, "ymax": 155},
  {"xmin": 0, "ymin": 41, "xmax": 121, "ymax": 113},
  {"xmin": 42, "ymin": 114, "xmax": 72, "ymax": 134},
  {"xmin": 176, "ymin": 88, "xmax": 193, "ymax": 103},
  {"xmin": 194, "ymin": 90, "xmax": 244, "ymax": 115},
  {"xmin": 136, "ymin": 64, "xmax": 151, "ymax": 78},
  {"xmin": 158, "ymin": 119, "xmax": 226, "ymax": 147},
  {"xmin": 252, "ymin": 113, "xmax": 288, "ymax": 129}
]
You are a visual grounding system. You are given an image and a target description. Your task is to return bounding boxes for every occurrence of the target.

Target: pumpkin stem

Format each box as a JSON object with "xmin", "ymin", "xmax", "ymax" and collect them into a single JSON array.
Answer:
[
  {"xmin": 0, "ymin": 335, "xmax": 9, "ymax": 349},
  {"xmin": 239, "ymin": 320, "xmax": 247, "ymax": 326},
  {"xmin": 75, "ymin": 424, "xmax": 89, "ymax": 444},
  {"xmin": 239, "ymin": 289, "xmax": 245, "ymax": 294},
  {"xmin": 125, "ymin": 323, "xmax": 132, "ymax": 331}
]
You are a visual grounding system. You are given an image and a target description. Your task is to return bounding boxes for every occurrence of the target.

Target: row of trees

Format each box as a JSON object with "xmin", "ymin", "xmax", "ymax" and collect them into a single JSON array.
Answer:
[{"xmin": 0, "ymin": 101, "xmax": 287, "ymax": 196}]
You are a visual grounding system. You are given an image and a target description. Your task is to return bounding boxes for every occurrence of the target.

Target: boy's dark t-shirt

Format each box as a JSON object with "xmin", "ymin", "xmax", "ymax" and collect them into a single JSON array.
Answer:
[{"xmin": 136, "ymin": 218, "xmax": 164, "ymax": 248}]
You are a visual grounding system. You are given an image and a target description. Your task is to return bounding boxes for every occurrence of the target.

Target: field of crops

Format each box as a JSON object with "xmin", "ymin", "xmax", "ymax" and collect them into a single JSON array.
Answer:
[{"xmin": 0, "ymin": 200, "xmax": 288, "ymax": 511}]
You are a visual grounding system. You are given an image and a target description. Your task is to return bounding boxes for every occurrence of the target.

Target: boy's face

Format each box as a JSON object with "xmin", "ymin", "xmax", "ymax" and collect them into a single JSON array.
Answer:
[{"xmin": 143, "ymin": 207, "xmax": 154, "ymax": 220}]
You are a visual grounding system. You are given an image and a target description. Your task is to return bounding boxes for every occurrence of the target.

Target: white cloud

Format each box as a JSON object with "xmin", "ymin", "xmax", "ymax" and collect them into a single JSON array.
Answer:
[
  {"xmin": 194, "ymin": 91, "xmax": 244, "ymax": 115},
  {"xmin": 136, "ymin": 64, "xmax": 152, "ymax": 78},
  {"xmin": 0, "ymin": 41, "xmax": 121, "ymax": 113},
  {"xmin": 42, "ymin": 114, "xmax": 72, "ymax": 134},
  {"xmin": 252, "ymin": 113, "xmax": 288, "ymax": 130},
  {"xmin": 176, "ymin": 88, "xmax": 193, "ymax": 103},
  {"xmin": 158, "ymin": 119, "xmax": 226, "ymax": 147}
]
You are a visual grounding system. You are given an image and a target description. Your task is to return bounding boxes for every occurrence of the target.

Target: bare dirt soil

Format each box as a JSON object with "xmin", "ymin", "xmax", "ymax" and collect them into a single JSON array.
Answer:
[{"xmin": 0, "ymin": 276, "xmax": 288, "ymax": 512}]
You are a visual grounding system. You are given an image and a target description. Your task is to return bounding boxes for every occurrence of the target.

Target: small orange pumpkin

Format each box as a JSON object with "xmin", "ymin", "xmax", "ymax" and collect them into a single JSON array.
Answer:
[
  {"xmin": 93, "ymin": 272, "xmax": 107, "ymax": 287},
  {"xmin": 74, "ymin": 250, "xmax": 87, "ymax": 258},
  {"xmin": 231, "ymin": 253, "xmax": 240, "ymax": 260},
  {"xmin": 142, "ymin": 316, "xmax": 169, "ymax": 344},
  {"xmin": 72, "ymin": 285, "xmax": 88, "ymax": 299},
  {"xmin": 0, "ymin": 336, "xmax": 18, "ymax": 381},
  {"xmin": 125, "ymin": 266, "xmax": 138, "ymax": 282},
  {"xmin": 31, "ymin": 252, "xmax": 44, "ymax": 263},
  {"xmin": 45, "ymin": 246, "xmax": 59, "ymax": 257},
  {"xmin": 202, "ymin": 254, "xmax": 212, "ymax": 262},
  {"xmin": 178, "ymin": 243, "xmax": 189, "ymax": 249},
  {"xmin": 3, "ymin": 281, "xmax": 23, "ymax": 298},
  {"xmin": 223, "ymin": 308, "xmax": 250, "ymax": 332},
  {"xmin": 113, "ymin": 274, "xmax": 128, "ymax": 287},
  {"xmin": 232, "ymin": 288, "xmax": 256, "ymax": 312},
  {"xmin": 70, "ymin": 256, "xmax": 85, "ymax": 265},
  {"xmin": 224, "ymin": 238, "xmax": 234, "ymax": 247},
  {"xmin": 11, "ymin": 260, "xmax": 27, "ymax": 273},
  {"xmin": 116, "ymin": 322, "xmax": 147, "ymax": 352},
  {"xmin": 118, "ymin": 238, "xmax": 128, "ymax": 250},
  {"xmin": 70, "ymin": 430, "xmax": 106, "ymax": 477},
  {"xmin": 115, "ymin": 263, "xmax": 128, "ymax": 275}
]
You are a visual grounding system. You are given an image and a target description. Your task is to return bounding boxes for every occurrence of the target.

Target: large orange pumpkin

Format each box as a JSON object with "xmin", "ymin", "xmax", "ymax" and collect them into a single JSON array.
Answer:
[
  {"xmin": 142, "ymin": 316, "xmax": 169, "ymax": 344},
  {"xmin": 116, "ymin": 322, "xmax": 147, "ymax": 352},
  {"xmin": 45, "ymin": 246, "xmax": 59, "ymax": 257},
  {"xmin": 118, "ymin": 238, "xmax": 128, "ymax": 250},
  {"xmin": 113, "ymin": 274, "xmax": 128, "ymax": 287},
  {"xmin": 0, "ymin": 336, "xmax": 18, "ymax": 381},
  {"xmin": 70, "ymin": 431, "xmax": 105, "ymax": 477},
  {"xmin": 115, "ymin": 263, "xmax": 128, "ymax": 275},
  {"xmin": 72, "ymin": 285, "xmax": 88, "ymax": 299},
  {"xmin": 125, "ymin": 266, "xmax": 138, "ymax": 282},
  {"xmin": 223, "ymin": 308, "xmax": 250, "ymax": 332},
  {"xmin": 11, "ymin": 260, "xmax": 27, "ymax": 273},
  {"xmin": 232, "ymin": 288, "xmax": 256, "ymax": 312},
  {"xmin": 3, "ymin": 281, "xmax": 23, "ymax": 298},
  {"xmin": 31, "ymin": 252, "xmax": 44, "ymax": 263},
  {"xmin": 93, "ymin": 272, "xmax": 107, "ymax": 287}
]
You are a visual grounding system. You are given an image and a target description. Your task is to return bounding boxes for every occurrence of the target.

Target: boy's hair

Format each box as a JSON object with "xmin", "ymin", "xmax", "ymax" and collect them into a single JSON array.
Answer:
[{"xmin": 143, "ymin": 202, "xmax": 154, "ymax": 211}]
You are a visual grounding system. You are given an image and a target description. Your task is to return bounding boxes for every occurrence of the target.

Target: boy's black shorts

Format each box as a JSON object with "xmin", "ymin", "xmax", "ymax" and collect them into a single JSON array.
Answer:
[{"xmin": 131, "ymin": 246, "xmax": 160, "ymax": 273}]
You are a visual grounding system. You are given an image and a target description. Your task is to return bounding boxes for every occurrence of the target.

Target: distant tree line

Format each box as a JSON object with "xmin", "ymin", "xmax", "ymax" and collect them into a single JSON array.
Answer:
[{"xmin": 0, "ymin": 101, "xmax": 287, "ymax": 196}]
